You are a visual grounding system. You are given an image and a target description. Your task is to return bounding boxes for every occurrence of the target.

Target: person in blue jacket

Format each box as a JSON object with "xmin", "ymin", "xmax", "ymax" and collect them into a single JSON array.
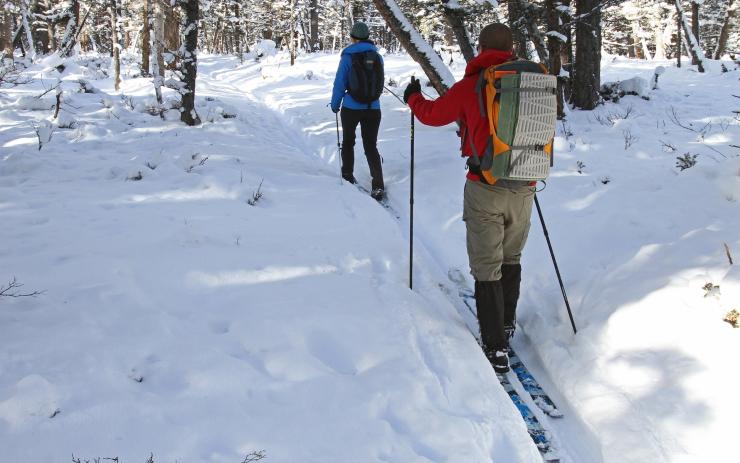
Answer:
[{"xmin": 331, "ymin": 22, "xmax": 385, "ymax": 201}]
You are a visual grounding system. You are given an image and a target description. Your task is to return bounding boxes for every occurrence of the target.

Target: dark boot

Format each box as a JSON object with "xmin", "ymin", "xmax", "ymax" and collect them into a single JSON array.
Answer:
[
  {"xmin": 475, "ymin": 280, "xmax": 509, "ymax": 373},
  {"xmin": 501, "ymin": 264, "xmax": 522, "ymax": 343}
]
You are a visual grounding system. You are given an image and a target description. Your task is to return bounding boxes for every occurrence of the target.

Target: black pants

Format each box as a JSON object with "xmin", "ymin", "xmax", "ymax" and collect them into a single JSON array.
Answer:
[{"xmin": 341, "ymin": 107, "xmax": 384, "ymax": 190}]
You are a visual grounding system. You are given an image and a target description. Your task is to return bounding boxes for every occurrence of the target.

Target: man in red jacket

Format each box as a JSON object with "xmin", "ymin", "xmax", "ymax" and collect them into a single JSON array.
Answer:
[{"xmin": 404, "ymin": 24, "xmax": 535, "ymax": 374}]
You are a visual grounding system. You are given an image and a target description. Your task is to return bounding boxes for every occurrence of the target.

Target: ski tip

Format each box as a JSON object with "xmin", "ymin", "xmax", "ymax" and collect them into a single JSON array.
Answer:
[
  {"xmin": 542, "ymin": 449, "xmax": 561, "ymax": 463},
  {"xmin": 546, "ymin": 409, "xmax": 564, "ymax": 418}
]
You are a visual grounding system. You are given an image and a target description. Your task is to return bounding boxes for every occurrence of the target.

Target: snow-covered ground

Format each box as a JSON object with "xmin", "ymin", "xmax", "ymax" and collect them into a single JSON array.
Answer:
[{"xmin": 1, "ymin": 48, "xmax": 738, "ymax": 463}]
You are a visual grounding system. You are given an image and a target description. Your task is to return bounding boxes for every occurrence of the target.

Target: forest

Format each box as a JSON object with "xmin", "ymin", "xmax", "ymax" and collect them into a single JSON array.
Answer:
[{"xmin": 1, "ymin": 0, "xmax": 737, "ymax": 125}]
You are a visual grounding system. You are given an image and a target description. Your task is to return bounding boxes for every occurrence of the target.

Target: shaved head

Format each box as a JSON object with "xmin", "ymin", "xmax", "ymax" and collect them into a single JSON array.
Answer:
[{"xmin": 479, "ymin": 23, "xmax": 514, "ymax": 52}]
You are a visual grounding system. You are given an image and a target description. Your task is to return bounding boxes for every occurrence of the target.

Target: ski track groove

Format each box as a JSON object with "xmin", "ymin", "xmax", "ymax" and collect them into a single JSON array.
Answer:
[{"xmin": 206, "ymin": 60, "xmax": 593, "ymax": 463}]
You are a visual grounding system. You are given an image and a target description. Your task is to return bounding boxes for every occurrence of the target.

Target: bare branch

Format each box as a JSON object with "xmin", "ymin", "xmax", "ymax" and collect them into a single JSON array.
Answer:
[
  {"xmin": 242, "ymin": 451, "xmax": 266, "ymax": 463},
  {"xmin": 0, "ymin": 277, "xmax": 45, "ymax": 298}
]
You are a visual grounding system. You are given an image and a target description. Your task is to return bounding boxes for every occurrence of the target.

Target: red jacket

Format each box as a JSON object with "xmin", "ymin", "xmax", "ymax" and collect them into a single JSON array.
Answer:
[{"xmin": 408, "ymin": 49, "xmax": 516, "ymax": 182}]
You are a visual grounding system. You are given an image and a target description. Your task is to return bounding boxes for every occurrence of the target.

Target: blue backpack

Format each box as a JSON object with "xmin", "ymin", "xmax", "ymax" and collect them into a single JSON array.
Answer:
[{"xmin": 347, "ymin": 51, "xmax": 384, "ymax": 108}]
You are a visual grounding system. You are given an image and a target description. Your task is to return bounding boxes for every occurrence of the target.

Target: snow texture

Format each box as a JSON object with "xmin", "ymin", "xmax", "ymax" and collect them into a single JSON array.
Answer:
[{"xmin": 0, "ymin": 48, "xmax": 738, "ymax": 463}]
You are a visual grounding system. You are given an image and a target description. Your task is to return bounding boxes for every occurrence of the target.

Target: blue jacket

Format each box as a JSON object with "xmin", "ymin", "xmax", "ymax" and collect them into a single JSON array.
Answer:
[{"xmin": 331, "ymin": 41, "xmax": 383, "ymax": 111}]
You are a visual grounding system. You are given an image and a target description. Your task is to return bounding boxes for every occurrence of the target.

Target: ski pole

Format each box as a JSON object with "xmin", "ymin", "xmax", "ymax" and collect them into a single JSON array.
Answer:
[
  {"xmin": 335, "ymin": 112, "xmax": 343, "ymax": 184},
  {"xmin": 409, "ymin": 105, "xmax": 415, "ymax": 290},
  {"xmin": 534, "ymin": 194, "xmax": 577, "ymax": 334},
  {"xmin": 383, "ymin": 85, "xmax": 405, "ymax": 105}
]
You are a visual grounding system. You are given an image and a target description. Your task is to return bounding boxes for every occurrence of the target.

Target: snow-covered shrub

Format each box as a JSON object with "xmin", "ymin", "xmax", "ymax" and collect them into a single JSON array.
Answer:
[
  {"xmin": 676, "ymin": 153, "xmax": 698, "ymax": 171},
  {"xmin": 622, "ymin": 129, "xmax": 638, "ymax": 150},
  {"xmin": 254, "ymin": 40, "xmax": 277, "ymax": 59},
  {"xmin": 247, "ymin": 179, "xmax": 264, "ymax": 206},
  {"xmin": 126, "ymin": 170, "xmax": 144, "ymax": 181},
  {"xmin": 15, "ymin": 95, "xmax": 56, "ymax": 111},
  {"xmin": 703, "ymin": 282, "xmax": 721, "ymax": 298},
  {"xmin": 304, "ymin": 70, "xmax": 315, "ymax": 80},
  {"xmin": 55, "ymin": 110, "xmax": 77, "ymax": 129},
  {"xmin": 652, "ymin": 66, "xmax": 666, "ymax": 90},
  {"xmin": 163, "ymin": 109, "xmax": 181, "ymax": 121},
  {"xmin": 185, "ymin": 153, "xmax": 209, "ymax": 173},
  {"xmin": 593, "ymin": 106, "xmax": 635, "ymax": 127},
  {"xmin": 77, "ymin": 79, "xmax": 97, "ymax": 93},
  {"xmin": 724, "ymin": 309, "xmax": 739, "ymax": 328},
  {"xmin": 33, "ymin": 120, "xmax": 54, "ymax": 150},
  {"xmin": 600, "ymin": 77, "xmax": 650, "ymax": 102}
]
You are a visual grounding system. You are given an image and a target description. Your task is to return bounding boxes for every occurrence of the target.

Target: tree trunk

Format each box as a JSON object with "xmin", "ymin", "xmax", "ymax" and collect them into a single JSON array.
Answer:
[
  {"xmin": 153, "ymin": 0, "xmax": 165, "ymax": 77},
  {"xmin": 545, "ymin": 0, "xmax": 565, "ymax": 118},
  {"xmin": 111, "ymin": 0, "xmax": 122, "ymax": 91},
  {"xmin": 630, "ymin": 19, "xmax": 651, "ymax": 59},
  {"xmin": 142, "ymin": 0, "xmax": 151, "ymax": 75},
  {"xmin": 57, "ymin": 0, "xmax": 80, "ymax": 56},
  {"xmin": 571, "ymin": 0, "xmax": 601, "ymax": 110},
  {"xmin": 691, "ymin": 1, "xmax": 700, "ymax": 65},
  {"xmin": 235, "ymin": 3, "xmax": 243, "ymax": 61},
  {"xmin": 179, "ymin": 0, "xmax": 200, "ymax": 126},
  {"xmin": 518, "ymin": 0, "xmax": 549, "ymax": 63},
  {"xmin": 440, "ymin": 1, "xmax": 475, "ymax": 63},
  {"xmin": 676, "ymin": 11, "xmax": 682, "ymax": 67},
  {"xmin": 713, "ymin": 0, "xmax": 736, "ymax": 59},
  {"xmin": 653, "ymin": 16, "xmax": 670, "ymax": 60},
  {"xmin": 164, "ymin": 2, "xmax": 180, "ymax": 70},
  {"xmin": 371, "ymin": 0, "xmax": 455, "ymax": 96},
  {"xmin": 508, "ymin": 0, "xmax": 530, "ymax": 58},
  {"xmin": 290, "ymin": 0, "xmax": 297, "ymax": 65},
  {"xmin": 0, "ymin": 8, "xmax": 12, "ymax": 60},
  {"xmin": 310, "ymin": 0, "xmax": 320, "ymax": 51},
  {"xmin": 674, "ymin": 0, "xmax": 705, "ymax": 72},
  {"xmin": 20, "ymin": 0, "xmax": 36, "ymax": 60}
]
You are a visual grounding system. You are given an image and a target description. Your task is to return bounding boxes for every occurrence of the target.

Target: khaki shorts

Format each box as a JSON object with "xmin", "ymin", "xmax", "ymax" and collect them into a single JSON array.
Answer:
[{"xmin": 463, "ymin": 179, "xmax": 535, "ymax": 281}]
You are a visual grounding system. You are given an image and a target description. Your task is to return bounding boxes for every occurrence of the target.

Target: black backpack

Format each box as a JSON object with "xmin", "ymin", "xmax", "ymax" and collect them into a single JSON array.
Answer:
[{"xmin": 347, "ymin": 51, "xmax": 384, "ymax": 107}]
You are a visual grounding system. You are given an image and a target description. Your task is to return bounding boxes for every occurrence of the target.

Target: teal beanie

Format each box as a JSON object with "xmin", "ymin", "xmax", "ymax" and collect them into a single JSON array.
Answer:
[{"xmin": 350, "ymin": 22, "xmax": 370, "ymax": 40}]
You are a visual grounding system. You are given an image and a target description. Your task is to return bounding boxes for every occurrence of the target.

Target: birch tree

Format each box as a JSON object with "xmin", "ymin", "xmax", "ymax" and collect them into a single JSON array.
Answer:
[
  {"xmin": 179, "ymin": 0, "xmax": 200, "ymax": 125},
  {"xmin": 371, "ymin": 0, "xmax": 455, "ymax": 95},
  {"xmin": 110, "ymin": 0, "xmax": 123, "ymax": 90}
]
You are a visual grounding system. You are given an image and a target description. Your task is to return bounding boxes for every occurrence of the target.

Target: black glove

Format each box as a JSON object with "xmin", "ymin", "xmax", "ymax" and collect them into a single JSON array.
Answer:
[
  {"xmin": 331, "ymin": 105, "xmax": 340, "ymax": 113},
  {"xmin": 403, "ymin": 77, "xmax": 421, "ymax": 104}
]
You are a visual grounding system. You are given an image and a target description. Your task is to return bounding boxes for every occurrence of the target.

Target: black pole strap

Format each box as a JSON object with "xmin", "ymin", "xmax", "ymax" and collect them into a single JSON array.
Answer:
[{"xmin": 534, "ymin": 194, "xmax": 577, "ymax": 334}]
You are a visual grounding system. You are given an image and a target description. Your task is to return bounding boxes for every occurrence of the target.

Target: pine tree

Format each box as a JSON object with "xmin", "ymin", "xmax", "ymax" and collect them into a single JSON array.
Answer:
[{"xmin": 572, "ymin": 0, "xmax": 602, "ymax": 109}]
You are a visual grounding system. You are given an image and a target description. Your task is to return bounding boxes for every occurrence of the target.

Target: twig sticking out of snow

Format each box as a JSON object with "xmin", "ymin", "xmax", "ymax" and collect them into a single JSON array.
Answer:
[
  {"xmin": 0, "ymin": 277, "xmax": 44, "ymax": 298},
  {"xmin": 247, "ymin": 179, "xmax": 264, "ymax": 206},
  {"xmin": 33, "ymin": 121, "xmax": 54, "ymax": 151},
  {"xmin": 242, "ymin": 451, "xmax": 267, "ymax": 463}
]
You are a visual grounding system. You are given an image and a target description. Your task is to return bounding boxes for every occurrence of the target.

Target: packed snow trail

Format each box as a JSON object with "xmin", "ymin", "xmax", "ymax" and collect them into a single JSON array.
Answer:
[
  {"xmin": 1, "ymin": 53, "xmax": 543, "ymax": 463},
  {"xmin": 225, "ymin": 53, "xmax": 607, "ymax": 463},
  {"xmin": 231, "ymin": 51, "xmax": 740, "ymax": 463},
  {"xmin": 2, "ymin": 51, "xmax": 738, "ymax": 463}
]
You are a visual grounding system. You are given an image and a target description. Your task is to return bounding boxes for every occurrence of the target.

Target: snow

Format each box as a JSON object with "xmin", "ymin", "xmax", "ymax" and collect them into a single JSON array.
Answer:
[
  {"xmin": 546, "ymin": 31, "xmax": 568, "ymax": 43},
  {"xmin": 1, "ymin": 48, "xmax": 739, "ymax": 463}
]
